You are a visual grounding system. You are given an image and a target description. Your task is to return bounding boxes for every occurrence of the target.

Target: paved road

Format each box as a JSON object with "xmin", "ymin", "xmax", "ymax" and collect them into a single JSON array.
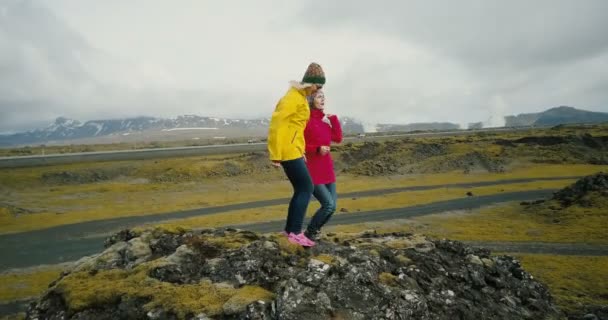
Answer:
[
  {"xmin": 0, "ymin": 176, "xmax": 566, "ymax": 271},
  {"xmin": 0, "ymin": 301, "xmax": 25, "ymax": 318},
  {"xmin": 0, "ymin": 127, "xmax": 537, "ymax": 168}
]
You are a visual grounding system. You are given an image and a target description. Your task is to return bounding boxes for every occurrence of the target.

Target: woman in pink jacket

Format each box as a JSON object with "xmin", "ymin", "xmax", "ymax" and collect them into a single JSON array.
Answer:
[{"xmin": 303, "ymin": 89, "xmax": 343, "ymax": 241}]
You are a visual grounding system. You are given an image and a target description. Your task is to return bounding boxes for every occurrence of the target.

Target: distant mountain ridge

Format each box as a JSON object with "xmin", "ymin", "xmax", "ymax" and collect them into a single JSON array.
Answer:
[
  {"xmin": 2, "ymin": 106, "xmax": 605, "ymax": 147},
  {"xmin": 0, "ymin": 115, "xmax": 364, "ymax": 147},
  {"xmin": 505, "ymin": 106, "xmax": 608, "ymax": 127}
]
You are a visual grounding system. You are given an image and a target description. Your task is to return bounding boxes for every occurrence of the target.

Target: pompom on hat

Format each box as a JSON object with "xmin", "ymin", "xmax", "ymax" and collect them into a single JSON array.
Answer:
[{"xmin": 302, "ymin": 62, "xmax": 326, "ymax": 85}]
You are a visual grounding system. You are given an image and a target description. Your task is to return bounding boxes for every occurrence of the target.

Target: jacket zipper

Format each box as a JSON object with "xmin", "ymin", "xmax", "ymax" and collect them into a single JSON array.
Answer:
[{"xmin": 291, "ymin": 130, "xmax": 297, "ymax": 144}]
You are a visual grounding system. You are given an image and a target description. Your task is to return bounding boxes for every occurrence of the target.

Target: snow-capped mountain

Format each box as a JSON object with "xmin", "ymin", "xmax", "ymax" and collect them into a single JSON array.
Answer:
[
  {"xmin": 0, "ymin": 115, "xmax": 364, "ymax": 147},
  {"xmin": 0, "ymin": 116, "xmax": 270, "ymax": 146}
]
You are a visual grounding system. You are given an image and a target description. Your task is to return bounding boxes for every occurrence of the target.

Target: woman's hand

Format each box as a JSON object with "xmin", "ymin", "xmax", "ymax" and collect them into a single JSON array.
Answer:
[
  {"xmin": 270, "ymin": 160, "xmax": 281, "ymax": 167},
  {"xmin": 319, "ymin": 146, "xmax": 331, "ymax": 155}
]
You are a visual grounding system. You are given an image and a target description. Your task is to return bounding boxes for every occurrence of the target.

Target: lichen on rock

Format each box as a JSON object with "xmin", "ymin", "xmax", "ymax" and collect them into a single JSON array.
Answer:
[{"xmin": 27, "ymin": 228, "xmax": 562, "ymax": 319}]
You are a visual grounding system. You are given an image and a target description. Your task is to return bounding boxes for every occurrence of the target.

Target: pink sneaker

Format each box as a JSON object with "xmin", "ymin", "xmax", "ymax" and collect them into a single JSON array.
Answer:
[{"xmin": 288, "ymin": 232, "xmax": 315, "ymax": 247}]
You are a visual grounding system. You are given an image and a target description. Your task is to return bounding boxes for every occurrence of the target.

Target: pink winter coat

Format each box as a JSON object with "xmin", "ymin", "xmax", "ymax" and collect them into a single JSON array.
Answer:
[{"xmin": 304, "ymin": 108, "xmax": 343, "ymax": 185}]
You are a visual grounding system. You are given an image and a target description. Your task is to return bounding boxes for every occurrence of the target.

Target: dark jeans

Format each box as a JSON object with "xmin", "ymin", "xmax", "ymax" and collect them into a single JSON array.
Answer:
[
  {"xmin": 281, "ymin": 157, "xmax": 313, "ymax": 234},
  {"xmin": 307, "ymin": 182, "xmax": 337, "ymax": 232}
]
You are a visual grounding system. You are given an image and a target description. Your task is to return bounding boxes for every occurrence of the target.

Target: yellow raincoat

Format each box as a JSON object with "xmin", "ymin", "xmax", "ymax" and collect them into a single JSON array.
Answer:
[{"xmin": 267, "ymin": 86, "xmax": 310, "ymax": 161}]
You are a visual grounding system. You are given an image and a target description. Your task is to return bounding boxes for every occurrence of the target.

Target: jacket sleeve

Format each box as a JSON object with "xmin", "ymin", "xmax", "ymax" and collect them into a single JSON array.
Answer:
[
  {"xmin": 267, "ymin": 98, "xmax": 297, "ymax": 161},
  {"xmin": 329, "ymin": 115, "xmax": 343, "ymax": 143}
]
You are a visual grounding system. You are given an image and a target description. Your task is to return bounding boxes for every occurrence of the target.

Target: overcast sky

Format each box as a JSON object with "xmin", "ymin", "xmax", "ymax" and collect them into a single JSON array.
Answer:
[{"xmin": 1, "ymin": 0, "xmax": 608, "ymax": 133}]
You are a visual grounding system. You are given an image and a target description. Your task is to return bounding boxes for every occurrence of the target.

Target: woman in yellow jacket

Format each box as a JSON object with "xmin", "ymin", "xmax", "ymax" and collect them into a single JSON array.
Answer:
[{"xmin": 267, "ymin": 62, "xmax": 325, "ymax": 247}]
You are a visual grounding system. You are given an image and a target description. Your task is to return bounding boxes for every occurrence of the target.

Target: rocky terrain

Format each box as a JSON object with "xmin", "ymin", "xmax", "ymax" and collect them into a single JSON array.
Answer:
[
  {"xmin": 26, "ymin": 228, "xmax": 562, "ymax": 320},
  {"xmin": 336, "ymin": 130, "xmax": 607, "ymax": 176},
  {"xmin": 337, "ymin": 139, "xmax": 506, "ymax": 176},
  {"xmin": 551, "ymin": 172, "xmax": 608, "ymax": 207},
  {"xmin": 519, "ymin": 172, "xmax": 608, "ymax": 211}
]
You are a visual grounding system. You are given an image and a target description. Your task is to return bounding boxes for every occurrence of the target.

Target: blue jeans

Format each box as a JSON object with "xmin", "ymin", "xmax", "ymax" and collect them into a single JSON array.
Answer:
[
  {"xmin": 307, "ymin": 182, "xmax": 337, "ymax": 232},
  {"xmin": 281, "ymin": 157, "xmax": 313, "ymax": 234}
]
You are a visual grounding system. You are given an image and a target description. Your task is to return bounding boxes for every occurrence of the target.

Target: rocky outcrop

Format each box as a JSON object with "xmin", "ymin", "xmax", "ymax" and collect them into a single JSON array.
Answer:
[
  {"xmin": 338, "ymin": 140, "xmax": 504, "ymax": 176},
  {"xmin": 552, "ymin": 172, "xmax": 608, "ymax": 207},
  {"xmin": 27, "ymin": 228, "xmax": 561, "ymax": 320}
]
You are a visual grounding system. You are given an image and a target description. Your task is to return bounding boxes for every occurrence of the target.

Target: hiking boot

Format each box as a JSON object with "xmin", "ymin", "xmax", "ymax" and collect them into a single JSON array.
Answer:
[
  {"xmin": 288, "ymin": 232, "xmax": 315, "ymax": 247},
  {"xmin": 304, "ymin": 228, "xmax": 322, "ymax": 242}
]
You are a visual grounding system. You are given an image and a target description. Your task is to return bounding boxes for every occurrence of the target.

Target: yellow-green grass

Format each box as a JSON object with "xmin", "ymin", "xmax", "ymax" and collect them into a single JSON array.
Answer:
[
  {"xmin": 339, "ymin": 164, "xmax": 606, "ymax": 192},
  {"xmin": 0, "ymin": 266, "xmax": 63, "ymax": 303},
  {"xmin": 153, "ymin": 179, "xmax": 575, "ymax": 231},
  {"xmin": 0, "ymin": 314, "xmax": 25, "ymax": 320},
  {"xmin": 418, "ymin": 199, "xmax": 608, "ymax": 245},
  {"xmin": 1, "ymin": 163, "xmax": 605, "ymax": 235},
  {"xmin": 0, "ymin": 153, "xmax": 282, "ymax": 188},
  {"xmin": 511, "ymin": 254, "xmax": 608, "ymax": 313},
  {"xmin": 327, "ymin": 199, "xmax": 608, "ymax": 245},
  {"xmin": 56, "ymin": 262, "xmax": 273, "ymax": 319}
]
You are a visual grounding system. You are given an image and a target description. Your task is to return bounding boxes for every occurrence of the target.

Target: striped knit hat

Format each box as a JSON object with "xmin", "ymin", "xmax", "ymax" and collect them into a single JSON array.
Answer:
[{"xmin": 302, "ymin": 62, "xmax": 326, "ymax": 85}]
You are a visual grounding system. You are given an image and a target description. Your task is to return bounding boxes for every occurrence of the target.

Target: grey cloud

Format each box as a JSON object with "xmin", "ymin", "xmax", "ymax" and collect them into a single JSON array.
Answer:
[
  {"xmin": 0, "ymin": 0, "xmax": 266, "ymax": 132},
  {"xmin": 1, "ymin": 1, "xmax": 607, "ymax": 134},
  {"xmin": 294, "ymin": 0, "xmax": 608, "ymax": 124},
  {"xmin": 0, "ymin": 0, "xmax": 97, "ymax": 131},
  {"xmin": 300, "ymin": 0, "xmax": 608, "ymax": 69}
]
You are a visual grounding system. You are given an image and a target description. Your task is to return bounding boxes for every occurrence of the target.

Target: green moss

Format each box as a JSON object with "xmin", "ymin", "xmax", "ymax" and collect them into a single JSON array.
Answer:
[
  {"xmin": 378, "ymin": 272, "xmax": 398, "ymax": 287},
  {"xmin": 385, "ymin": 239, "xmax": 417, "ymax": 250},
  {"xmin": 396, "ymin": 255, "xmax": 413, "ymax": 266},
  {"xmin": 314, "ymin": 254, "xmax": 336, "ymax": 265},
  {"xmin": 352, "ymin": 242, "xmax": 384, "ymax": 253},
  {"xmin": 513, "ymin": 254, "xmax": 608, "ymax": 313},
  {"xmin": 222, "ymin": 286, "xmax": 274, "ymax": 315},
  {"xmin": 150, "ymin": 225, "xmax": 189, "ymax": 236},
  {"xmin": 56, "ymin": 262, "xmax": 273, "ymax": 319},
  {"xmin": 187, "ymin": 232, "xmax": 255, "ymax": 251},
  {"xmin": 0, "ymin": 313, "xmax": 25, "ymax": 320}
]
